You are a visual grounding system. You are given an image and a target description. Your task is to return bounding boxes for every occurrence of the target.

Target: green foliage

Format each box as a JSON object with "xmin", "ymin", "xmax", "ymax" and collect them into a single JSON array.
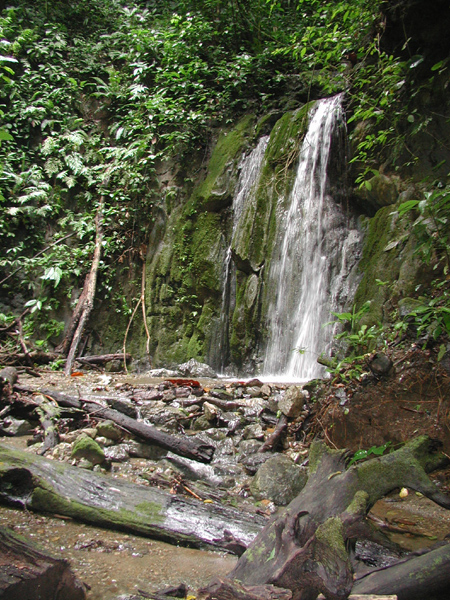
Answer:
[
  {"xmin": 395, "ymin": 184, "xmax": 450, "ymax": 346},
  {"xmin": 347, "ymin": 441, "xmax": 393, "ymax": 467}
]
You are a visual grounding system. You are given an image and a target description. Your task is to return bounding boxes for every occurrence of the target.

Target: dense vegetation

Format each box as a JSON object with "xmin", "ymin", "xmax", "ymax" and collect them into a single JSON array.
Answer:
[{"xmin": 0, "ymin": 0, "xmax": 449, "ymax": 364}]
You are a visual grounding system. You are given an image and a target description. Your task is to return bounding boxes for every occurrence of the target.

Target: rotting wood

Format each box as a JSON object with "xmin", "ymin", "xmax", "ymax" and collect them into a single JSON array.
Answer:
[
  {"xmin": 0, "ymin": 525, "xmax": 86, "ymax": 600},
  {"xmin": 75, "ymin": 353, "xmax": 131, "ymax": 366},
  {"xmin": 259, "ymin": 414, "xmax": 288, "ymax": 453},
  {"xmin": 16, "ymin": 386, "xmax": 215, "ymax": 463},
  {"xmin": 64, "ymin": 197, "xmax": 104, "ymax": 376},
  {"xmin": 352, "ymin": 543, "xmax": 450, "ymax": 600},
  {"xmin": 0, "ymin": 444, "xmax": 265, "ymax": 553},
  {"xmin": 201, "ymin": 436, "xmax": 450, "ymax": 600}
]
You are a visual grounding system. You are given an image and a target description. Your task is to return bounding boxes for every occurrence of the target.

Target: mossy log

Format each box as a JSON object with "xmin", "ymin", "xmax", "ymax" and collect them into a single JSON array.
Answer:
[
  {"xmin": 202, "ymin": 436, "xmax": 450, "ymax": 600},
  {"xmin": 0, "ymin": 444, "xmax": 265, "ymax": 553},
  {"xmin": 0, "ymin": 525, "xmax": 86, "ymax": 600},
  {"xmin": 352, "ymin": 543, "xmax": 450, "ymax": 600},
  {"xmin": 18, "ymin": 386, "xmax": 215, "ymax": 463}
]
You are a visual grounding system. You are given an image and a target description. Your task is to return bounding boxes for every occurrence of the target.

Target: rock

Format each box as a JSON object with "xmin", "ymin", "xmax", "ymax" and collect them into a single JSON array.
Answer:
[
  {"xmin": 193, "ymin": 415, "xmax": 212, "ymax": 431},
  {"xmin": 147, "ymin": 368, "xmax": 179, "ymax": 378},
  {"xmin": 240, "ymin": 452, "xmax": 272, "ymax": 475},
  {"xmin": 1, "ymin": 417, "xmax": 33, "ymax": 436},
  {"xmin": 104, "ymin": 444, "xmax": 130, "ymax": 462},
  {"xmin": 250, "ymin": 454, "xmax": 308, "ymax": 506},
  {"xmin": 71, "ymin": 433, "xmax": 105, "ymax": 466},
  {"xmin": 210, "ymin": 388, "xmax": 235, "ymax": 401},
  {"xmin": 260, "ymin": 383, "xmax": 272, "ymax": 398},
  {"xmin": 243, "ymin": 423, "xmax": 265, "ymax": 441},
  {"xmin": 178, "ymin": 358, "xmax": 216, "ymax": 378},
  {"xmin": 278, "ymin": 385, "xmax": 306, "ymax": 418},
  {"xmin": 126, "ymin": 440, "xmax": 167, "ymax": 461},
  {"xmin": 96, "ymin": 420, "xmax": 123, "ymax": 441},
  {"xmin": 107, "ymin": 397, "xmax": 138, "ymax": 418},
  {"xmin": 369, "ymin": 353, "xmax": 393, "ymax": 376},
  {"xmin": 203, "ymin": 401, "xmax": 220, "ymax": 421},
  {"xmin": 398, "ymin": 297, "xmax": 424, "ymax": 318}
]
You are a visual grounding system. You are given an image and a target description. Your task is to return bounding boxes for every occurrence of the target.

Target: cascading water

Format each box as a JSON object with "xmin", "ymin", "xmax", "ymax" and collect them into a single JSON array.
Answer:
[
  {"xmin": 217, "ymin": 136, "xmax": 269, "ymax": 372},
  {"xmin": 262, "ymin": 94, "xmax": 362, "ymax": 381}
]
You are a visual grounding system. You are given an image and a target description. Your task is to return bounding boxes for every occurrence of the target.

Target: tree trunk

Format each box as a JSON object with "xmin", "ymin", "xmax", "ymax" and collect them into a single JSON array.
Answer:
[
  {"xmin": 64, "ymin": 198, "xmax": 104, "ymax": 375},
  {"xmin": 0, "ymin": 525, "xmax": 86, "ymax": 600},
  {"xmin": 208, "ymin": 436, "xmax": 450, "ymax": 600},
  {"xmin": 0, "ymin": 444, "xmax": 265, "ymax": 553}
]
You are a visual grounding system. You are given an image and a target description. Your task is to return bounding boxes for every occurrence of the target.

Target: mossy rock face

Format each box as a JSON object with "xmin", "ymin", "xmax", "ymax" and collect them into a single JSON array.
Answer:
[
  {"xmin": 140, "ymin": 115, "xmax": 256, "ymax": 367},
  {"xmin": 354, "ymin": 200, "xmax": 435, "ymax": 327}
]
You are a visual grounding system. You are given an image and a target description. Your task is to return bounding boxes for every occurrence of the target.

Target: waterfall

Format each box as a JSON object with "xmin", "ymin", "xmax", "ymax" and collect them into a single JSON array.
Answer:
[
  {"xmin": 262, "ymin": 95, "xmax": 361, "ymax": 381},
  {"xmin": 217, "ymin": 136, "xmax": 269, "ymax": 372}
]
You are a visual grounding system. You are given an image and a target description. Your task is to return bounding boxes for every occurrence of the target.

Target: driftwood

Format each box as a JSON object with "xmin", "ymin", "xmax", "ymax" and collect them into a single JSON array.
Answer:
[
  {"xmin": 17, "ymin": 386, "xmax": 215, "ymax": 463},
  {"xmin": 75, "ymin": 353, "xmax": 131, "ymax": 366},
  {"xmin": 259, "ymin": 414, "xmax": 288, "ymax": 453},
  {"xmin": 0, "ymin": 525, "xmax": 86, "ymax": 600},
  {"xmin": 58, "ymin": 193, "xmax": 105, "ymax": 375},
  {"xmin": 352, "ymin": 543, "xmax": 450, "ymax": 599},
  {"xmin": 0, "ymin": 444, "xmax": 265, "ymax": 553},
  {"xmin": 0, "ymin": 351, "xmax": 60, "ymax": 367},
  {"xmin": 200, "ymin": 436, "xmax": 450, "ymax": 600}
]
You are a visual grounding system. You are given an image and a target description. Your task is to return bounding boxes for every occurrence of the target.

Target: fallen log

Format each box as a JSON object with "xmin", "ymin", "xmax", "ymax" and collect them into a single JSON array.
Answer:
[
  {"xmin": 16, "ymin": 386, "xmax": 215, "ymax": 463},
  {"xmin": 0, "ymin": 444, "xmax": 265, "ymax": 553},
  {"xmin": 352, "ymin": 542, "xmax": 450, "ymax": 600},
  {"xmin": 0, "ymin": 525, "xmax": 86, "ymax": 600},
  {"xmin": 0, "ymin": 351, "xmax": 61, "ymax": 367},
  {"xmin": 204, "ymin": 436, "xmax": 450, "ymax": 600},
  {"xmin": 75, "ymin": 353, "xmax": 131, "ymax": 366}
]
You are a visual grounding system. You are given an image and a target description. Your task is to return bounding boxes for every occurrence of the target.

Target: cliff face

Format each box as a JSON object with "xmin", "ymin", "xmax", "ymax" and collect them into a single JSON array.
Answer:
[{"xmin": 91, "ymin": 0, "xmax": 450, "ymax": 375}]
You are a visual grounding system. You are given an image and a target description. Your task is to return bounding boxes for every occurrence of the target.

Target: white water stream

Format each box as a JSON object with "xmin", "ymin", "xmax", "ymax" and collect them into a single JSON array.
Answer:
[
  {"xmin": 217, "ymin": 136, "xmax": 269, "ymax": 372},
  {"xmin": 262, "ymin": 95, "xmax": 362, "ymax": 381}
]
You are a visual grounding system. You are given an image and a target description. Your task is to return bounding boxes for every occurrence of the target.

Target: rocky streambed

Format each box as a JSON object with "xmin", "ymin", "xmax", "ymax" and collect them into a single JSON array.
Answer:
[{"xmin": 1, "ymin": 355, "xmax": 450, "ymax": 599}]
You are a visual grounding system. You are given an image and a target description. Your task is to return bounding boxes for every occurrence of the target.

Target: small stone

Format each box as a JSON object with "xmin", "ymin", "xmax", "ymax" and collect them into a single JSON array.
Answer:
[
  {"xmin": 203, "ymin": 401, "xmax": 219, "ymax": 421},
  {"xmin": 104, "ymin": 444, "xmax": 130, "ymax": 463},
  {"xmin": 2, "ymin": 417, "xmax": 33, "ymax": 436},
  {"xmin": 71, "ymin": 433, "xmax": 105, "ymax": 465},
  {"xmin": 193, "ymin": 415, "xmax": 212, "ymax": 431},
  {"xmin": 260, "ymin": 384, "xmax": 272, "ymax": 398},
  {"xmin": 96, "ymin": 420, "xmax": 122, "ymax": 441},
  {"xmin": 278, "ymin": 385, "xmax": 306, "ymax": 418},
  {"xmin": 369, "ymin": 353, "xmax": 393, "ymax": 376},
  {"xmin": 243, "ymin": 423, "xmax": 265, "ymax": 441}
]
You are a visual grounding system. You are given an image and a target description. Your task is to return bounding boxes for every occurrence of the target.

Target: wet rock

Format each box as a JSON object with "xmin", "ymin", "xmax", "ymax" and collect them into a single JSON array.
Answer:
[
  {"xmin": 175, "ymin": 386, "xmax": 191, "ymax": 398},
  {"xmin": 245, "ymin": 386, "xmax": 263, "ymax": 398},
  {"xmin": 104, "ymin": 444, "xmax": 130, "ymax": 463},
  {"xmin": 242, "ymin": 398, "xmax": 267, "ymax": 418},
  {"xmin": 1, "ymin": 417, "xmax": 33, "ymax": 436},
  {"xmin": 96, "ymin": 420, "xmax": 123, "ymax": 441},
  {"xmin": 146, "ymin": 368, "xmax": 179, "ymax": 378},
  {"xmin": 203, "ymin": 401, "xmax": 220, "ymax": 421},
  {"xmin": 219, "ymin": 411, "xmax": 243, "ymax": 433},
  {"xmin": 243, "ymin": 423, "xmax": 265, "ymax": 441},
  {"xmin": 107, "ymin": 397, "xmax": 137, "ymax": 418},
  {"xmin": 71, "ymin": 433, "xmax": 105, "ymax": 466},
  {"xmin": 51, "ymin": 442, "xmax": 72, "ymax": 461},
  {"xmin": 178, "ymin": 358, "xmax": 216, "ymax": 378},
  {"xmin": 126, "ymin": 440, "xmax": 167, "ymax": 461},
  {"xmin": 369, "ymin": 353, "xmax": 393, "ymax": 376},
  {"xmin": 238, "ymin": 439, "xmax": 263, "ymax": 457},
  {"xmin": 260, "ymin": 383, "xmax": 273, "ymax": 398},
  {"xmin": 193, "ymin": 415, "xmax": 212, "ymax": 431},
  {"xmin": 278, "ymin": 385, "xmax": 306, "ymax": 418},
  {"xmin": 250, "ymin": 454, "xmax": 308, "ymax": 506},
  {"xmin": 210, "ymin": 388, "xmax": 235, "ymax": 401},
  {"xmin": 240, "ymin": 452, "xmax": 272, "ymax": 475},
  {"xmin": 139, "ymin": 402, "xmax": 182, "ymax": 432},
  {"xmin": 132, "ymin": 388, "xmax": 164, "ymax": 402}
]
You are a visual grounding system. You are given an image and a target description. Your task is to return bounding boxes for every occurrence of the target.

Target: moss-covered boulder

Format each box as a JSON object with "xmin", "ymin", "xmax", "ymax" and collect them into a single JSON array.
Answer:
[{"xmin": 71, "ymin": 434, "xmax": 105, "ymax": 466}]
